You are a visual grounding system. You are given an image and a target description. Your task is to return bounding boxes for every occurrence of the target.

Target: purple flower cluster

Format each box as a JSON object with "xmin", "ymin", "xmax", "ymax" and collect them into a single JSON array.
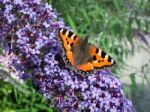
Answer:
[{"xmin": 0, "ymin": 0, "xmax": 136, "ymax": 112}]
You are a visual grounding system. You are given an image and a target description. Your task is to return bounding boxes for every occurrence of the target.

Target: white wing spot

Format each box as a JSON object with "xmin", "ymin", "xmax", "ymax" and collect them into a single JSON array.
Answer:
[
  {"xmin": 98, "ymin": 49, "xmax": 102, "ymax": 56},
  {"xmin": 60, "ymin": 29, "xmax": 63, "ymax": 33},
  {"xmin": 71, "ymin": 33, "xmax": 75, "ymax": 40},
  {"xmin": 105, "ymin": 55, "xmax": 109, "ymax": 60},
  {"xmin": 111, "ymin": 59, "xmax": 114, "ymax": 63}
]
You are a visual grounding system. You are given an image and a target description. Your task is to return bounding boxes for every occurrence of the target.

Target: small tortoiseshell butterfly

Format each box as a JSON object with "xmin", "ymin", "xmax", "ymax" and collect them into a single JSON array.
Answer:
[{"xmin": 56, "ymin": 28, "xmax": 116, "ymax": 76}]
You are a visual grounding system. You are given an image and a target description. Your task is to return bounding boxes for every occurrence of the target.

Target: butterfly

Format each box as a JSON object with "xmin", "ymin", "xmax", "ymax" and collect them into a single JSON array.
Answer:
[{"xmin": 56, "ymin": 28, "xmax": 116, "ymax": 76}]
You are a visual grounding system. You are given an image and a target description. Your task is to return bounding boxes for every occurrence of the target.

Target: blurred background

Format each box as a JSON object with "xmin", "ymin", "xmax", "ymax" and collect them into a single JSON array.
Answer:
[{"xmin": 0, "ymin": 0, "xmax": 150, "ymax": 112}]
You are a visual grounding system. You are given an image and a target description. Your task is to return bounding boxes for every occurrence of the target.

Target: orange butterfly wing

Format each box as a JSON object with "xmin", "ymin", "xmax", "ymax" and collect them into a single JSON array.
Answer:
[
  {"xmin": 76, "ymin": 45, "xmax": 116, "ymax": 75},
  {"xmin": 90, "ymin": 45, "xmax": 116, "ymax": 68},
  {"xmin": 57, "ymin": 28, "xmax": 80, "ymax": 66},
  {"xmin": 59, "ymin": 29, "xmax": 79, "ymax": 51}
]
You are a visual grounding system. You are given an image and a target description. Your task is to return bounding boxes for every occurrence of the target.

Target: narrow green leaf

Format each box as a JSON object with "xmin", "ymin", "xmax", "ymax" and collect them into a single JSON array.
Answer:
[{"xmin": 67, "ymin": 15, "xmax": 77, "ymax": 32}]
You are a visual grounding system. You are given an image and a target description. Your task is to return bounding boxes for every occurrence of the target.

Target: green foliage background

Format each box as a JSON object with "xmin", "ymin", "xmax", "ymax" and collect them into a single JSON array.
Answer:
[{"xmin": 1, "ymin": 0, "xmax": 150, "ymax": 111}]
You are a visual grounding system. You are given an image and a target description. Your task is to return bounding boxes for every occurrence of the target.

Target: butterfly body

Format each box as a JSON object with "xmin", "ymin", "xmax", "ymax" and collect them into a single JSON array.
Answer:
[
  {"xmin": 72, "ymin": 37, "xmax": 91, "ymax": 66},
  {"xmin": 57, "ymin": 28, "xmax": 116, "ymax": 76}
]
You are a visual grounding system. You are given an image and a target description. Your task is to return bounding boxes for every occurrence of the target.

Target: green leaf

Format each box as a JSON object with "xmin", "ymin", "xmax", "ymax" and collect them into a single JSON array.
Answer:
[
  {"xmin": 34, "ymin": 104, "xmax": 53, "ymax": 112},
  {"xmin": 67, "ymin": 15, "xmax": 77, "ymax": 32}
]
